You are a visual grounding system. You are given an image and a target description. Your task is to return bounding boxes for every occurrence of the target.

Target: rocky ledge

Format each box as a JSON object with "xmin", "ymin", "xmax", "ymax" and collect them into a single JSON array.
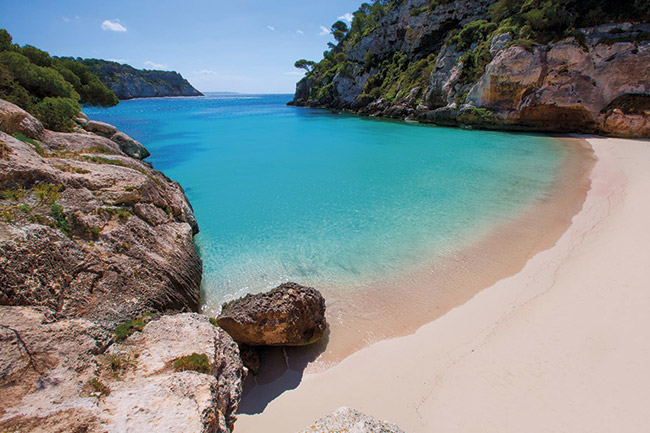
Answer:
[{"xmin": 0, "ymin": 309, "xmax": 244, "ymax": 433}]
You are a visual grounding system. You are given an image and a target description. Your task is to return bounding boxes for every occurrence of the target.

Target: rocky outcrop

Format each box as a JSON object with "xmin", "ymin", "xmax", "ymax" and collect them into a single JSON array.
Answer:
[
  {"xmin": 81, "ymin": 59, "xmax": 203, "ymax": 100},
  {"xmin": 0, "ymin": 99, "xmax": 252, "ymax": 432},
  {"xmin": 463, "ymin": 30, "xmax": 650, "ymax": 135},
  {"xmin": 0, "ymin": 99, "xmax": 201, "ymax": 325},
  {"xmin": 0, "ymin": 99, "xmax": 44, "ymax": 139},
  {"xmin": 0, "ymin": 309, "xmax": 244, "ymax": 433},
  {"xmin": 291, "ymin": 0, "xmax": 650, "ymax": 138},
  {"xmin": 297, "ymin": 407, "xmax": 406, "ymax": 433},
  {"xmin": 83, "ymin": 120, "xmax": 150, "ymax": 160},
  {"xmin": 217, "ymin": 282, "xmax": 327, "ymax": 346},
  {"xmin": 110, "ymin": 131, "xmax": 150, "ymax": 160}
]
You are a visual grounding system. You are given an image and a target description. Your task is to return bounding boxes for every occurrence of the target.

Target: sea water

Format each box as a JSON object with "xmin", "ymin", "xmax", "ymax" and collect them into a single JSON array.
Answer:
[{"xmin": 85, "ymin": 94, "xmax": 567, "ymax": 316}]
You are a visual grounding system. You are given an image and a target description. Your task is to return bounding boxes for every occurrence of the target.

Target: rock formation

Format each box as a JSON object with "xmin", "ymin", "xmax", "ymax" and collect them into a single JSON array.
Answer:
[
  {"xmin": 0, "ymin": 309, "xmax": 244, "ymax": 433},
  {"xmin": 297, "ymin": 407, "xmax": 406, "ymax": 433},
  {"xmin": 290, "ymin": 0, "xmax": 650, "ymax": 138},
  {"xmin": 217, "ymin": 282, "xmax": 327, "ymax": 346},
  {"xmin": 0, "ymin": 99, "xmax": 250, "ymax": 432},
  {"xmin": 0, "ymin": 99, "xmax": 201, "ymax": 325}
]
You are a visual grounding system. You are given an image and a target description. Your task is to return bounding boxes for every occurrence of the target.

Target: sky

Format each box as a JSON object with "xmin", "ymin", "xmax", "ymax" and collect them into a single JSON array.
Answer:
[{"xmin": 0, "ymin": 0, "xmax": 365, "ymax": 93}]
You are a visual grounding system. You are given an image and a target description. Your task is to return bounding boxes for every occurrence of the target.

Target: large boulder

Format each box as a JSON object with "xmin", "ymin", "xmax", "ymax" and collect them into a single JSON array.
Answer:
[
  {"xmin": 0, "ymin": 99, "xmax": 44, "ymax": 139},
  {"xmin": 217, "ymin": 282, "xmax": 327, "ymax": 346},
  {"xmin": 111, "ymin": 131, "xmax": 151, "ymax": 160},
  {"xmin": 297, "ymin": 407, "xmax": 406, "ymax": 433},
  {"xmin": 84, "ymin": 120, "xmax": 118, "ymax": 137}
]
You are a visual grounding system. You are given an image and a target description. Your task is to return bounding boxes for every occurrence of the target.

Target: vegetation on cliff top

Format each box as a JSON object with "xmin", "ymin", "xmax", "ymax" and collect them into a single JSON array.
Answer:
[
  {"xmin": 294, "ymin": 0, "xmax": 650, "ymax": 107},
  {"xmin": 0, "ymin": 28, "xmax": 118, "ymax": 131},
  {"xmin": 76, "ymin": 58, "xmax": 203, "ymax": 100}
]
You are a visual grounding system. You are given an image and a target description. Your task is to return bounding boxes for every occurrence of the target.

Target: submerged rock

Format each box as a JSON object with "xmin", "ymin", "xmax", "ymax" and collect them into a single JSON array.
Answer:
[
  {"xmin": 297, "ymin": 407, "xmax": 407, "ymax": 433},
  {"xmin": 217, "ymin": 282, "xmax": 327, "ymax": 346}
]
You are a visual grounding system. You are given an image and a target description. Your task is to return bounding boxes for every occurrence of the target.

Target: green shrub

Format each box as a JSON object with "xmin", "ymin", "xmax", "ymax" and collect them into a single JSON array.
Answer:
[
  {"xmin": 410, "ymin": 6, "xmax": 428, "ymax": 16},
  {"xmin": 113, "ymin": 319, "xmax": 146, "ymax": 342},
  {"xmin": 33, "ymin": 97, "xmax": 80, "ymax": 131},
  {"xmin": 33, "ymin": 183, "xmax": 61, "ymax": 206},
  {"xmin": 173, "ymin": 353, "xmax": 211, "ymax": 374},
  {"xmin": 1, "ymin": 186, "xmax": 27, "ymax": 202},
  {"xmin": 88, "ymin": 378, "xmax": 111, "ymax": 396},
  {"xmin": 50, "ymin": 204, "xmax": 70, "ymax": 235},
  {"xmin": 0, "ymin": 28, "xmax": 118, "ymax": 131}
]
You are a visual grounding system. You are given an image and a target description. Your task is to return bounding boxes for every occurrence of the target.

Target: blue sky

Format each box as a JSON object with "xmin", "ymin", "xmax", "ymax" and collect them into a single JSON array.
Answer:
[{"xmin": 1, "ymin": 0, "xmax": 364, "ymax": 93}]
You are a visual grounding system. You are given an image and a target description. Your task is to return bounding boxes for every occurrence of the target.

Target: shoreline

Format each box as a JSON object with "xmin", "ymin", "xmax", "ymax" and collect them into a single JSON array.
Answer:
[
  {"xmin": 242, "ymin": 135, "xmax": 595, "ymax": 380},
  {"xmin": 235, "ymin": 135, "xmax": 650, "ymax": 432}
]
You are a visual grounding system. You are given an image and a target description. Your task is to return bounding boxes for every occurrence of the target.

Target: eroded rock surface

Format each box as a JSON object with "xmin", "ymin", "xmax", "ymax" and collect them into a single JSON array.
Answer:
[
  {"xmin": 0, "ymin": 310, "xmax": 244, "ymax": 433},
  {"xmin": 291, "ymin": 4, "xmax": 650, "ymax": 138},
  {"xmin": 0, "ymin": 100, "xmax": 201, "ymax": 324},
  {"xmin": 217, "ymin": 282, "xmax": 327, "ymax": 346}
]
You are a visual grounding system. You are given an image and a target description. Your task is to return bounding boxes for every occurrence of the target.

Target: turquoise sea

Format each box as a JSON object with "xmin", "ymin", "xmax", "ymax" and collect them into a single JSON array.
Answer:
[{"xmin": 85, "ymin": 93, "xmax": 567, "ymax": 318}]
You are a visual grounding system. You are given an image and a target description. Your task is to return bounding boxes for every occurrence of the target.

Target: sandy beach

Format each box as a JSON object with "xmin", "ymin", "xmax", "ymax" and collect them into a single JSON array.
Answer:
[{"xmin": 236, "ymin": 136, "xmax": 650, "ymax": 432}]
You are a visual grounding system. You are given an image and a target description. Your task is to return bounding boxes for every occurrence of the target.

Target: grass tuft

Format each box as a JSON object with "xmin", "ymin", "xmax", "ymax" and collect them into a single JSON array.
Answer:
[{"xmin": 173, "ymin": 353, "xmax": 211, "ymax": 374}]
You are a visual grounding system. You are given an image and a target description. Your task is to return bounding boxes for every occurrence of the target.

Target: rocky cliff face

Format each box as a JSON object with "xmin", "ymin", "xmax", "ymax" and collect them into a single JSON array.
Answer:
[
  {"xmin": 0, "ymin": 99, "xmax": 249, "ymax": 432},
  {"xmin": 291, "ymin": 0, "xmax": 650, "ymax": 138},
  {"xmin": 81, "ymin": 59, "xmax": 203, "ymax": 100},
  {"xmin": 0, "ymin": 99, "xmax": 202, "ymax": 325}
]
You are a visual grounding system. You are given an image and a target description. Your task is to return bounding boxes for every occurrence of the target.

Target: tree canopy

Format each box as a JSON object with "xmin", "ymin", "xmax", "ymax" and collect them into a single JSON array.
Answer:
[
  {"xmin": 294, "ymin": 59, "xmax": 316, "ymax": 72},
  {"xmin": 0, "ymin": 28, "xmax": 119, "ymax": 131}
]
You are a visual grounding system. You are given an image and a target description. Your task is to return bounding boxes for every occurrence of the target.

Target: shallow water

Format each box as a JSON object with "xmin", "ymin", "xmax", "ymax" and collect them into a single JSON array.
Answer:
[{"xmin": 85, "ymin": 94, "xmax": 568, "ymax": 316}]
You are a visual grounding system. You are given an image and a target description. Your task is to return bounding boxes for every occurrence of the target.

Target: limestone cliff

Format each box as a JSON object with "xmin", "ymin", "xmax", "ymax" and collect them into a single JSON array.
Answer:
[
  {"xmin": 78, "ymin": 58, "xmax": 203, "ymax": 100},
  {"xmin": 0, "ymin": 99, "xmax": 202, "ymax": 325},
  {"xmin": 290, "ymin": 0, "xmax": 650, "ymax": 138},
  {"xmin": 0, "ymin": 99, "xmax": 247, "ymax": 432}
]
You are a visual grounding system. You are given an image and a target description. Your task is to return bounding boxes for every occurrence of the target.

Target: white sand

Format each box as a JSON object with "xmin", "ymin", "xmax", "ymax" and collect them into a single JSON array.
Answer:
[{"xmin": 236, "ymin": 137, "xmax": 650, "ymax": 433}]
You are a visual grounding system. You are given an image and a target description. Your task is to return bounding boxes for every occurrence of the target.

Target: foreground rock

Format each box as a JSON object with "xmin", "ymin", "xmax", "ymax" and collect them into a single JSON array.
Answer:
[
  {"xmin": 0, "ymin": 309, "xmax": 244, "ymax": 432},
  {"xmin": 0, "ymin": 99, "xmax": 201, "ymax": 325},
  {"xmin": 217, "ymin": 282, "xmax": 327, "ymax": 346},
  {"xmin": 0, "ymin": 99, "xmax": 44, "ymax": 139},
  {"xmin": 297, "ymin": 407, "xmax": 406, "ymax": 433}
]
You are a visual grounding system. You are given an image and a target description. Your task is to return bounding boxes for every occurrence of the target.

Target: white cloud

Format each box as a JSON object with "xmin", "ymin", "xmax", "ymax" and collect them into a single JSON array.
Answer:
[
  {"xmin": 144, "ymin": 60, "xmax": 168, "ymax": 69},
  {"xmin": 267, "ymin": 25, "xmax": 276, "ymax": 31},
  {"xmin": 192, "ymin": 70, "xmax": 245, "ymax": 81},
  {"xmin": 318, "ymin": 26, "xmax": 330, "ymax": 36},
  {"xmin": 337, "ymin": 13, "xmax": 354, "ymax": 24},
  {"xmin": 107, "ymin": 58, "xmax": 128, "ymax": 64},
  {"xmin": 62, "ymin": 17, "xmax": 71, "ymax": 22},
  {"xmin": 296, "ymin": 29, "xmax": 304, "ymax": 35},
  {"xmin": 101, "ymin": 19, "xmax": 127, "ymax": 32}
]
